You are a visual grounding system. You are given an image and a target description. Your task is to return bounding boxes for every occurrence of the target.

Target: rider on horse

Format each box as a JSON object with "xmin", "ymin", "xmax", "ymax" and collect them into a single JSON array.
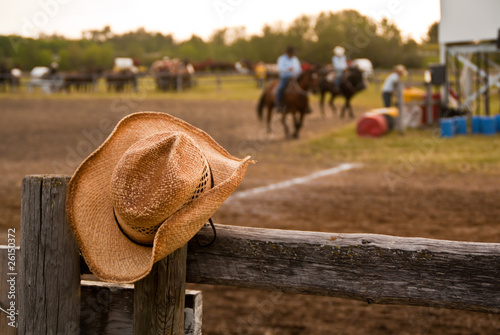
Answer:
[
  {"xmin": 275, "ymin": 46, "xmax": 302, "ymax": 112},
  {"xmin": 332, "ymin": 46, "xmax": 348, "ymax": 87}
]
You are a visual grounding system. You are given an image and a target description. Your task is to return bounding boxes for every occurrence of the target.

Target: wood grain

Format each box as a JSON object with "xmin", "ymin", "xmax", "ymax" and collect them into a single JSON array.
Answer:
[
  {"xmin": 134, "ymin": 244, "xmax": 187, "ymax": 335},
  {"xmin": 19, "ymin": 175, "xmax": 80, "ymax": 334},
  {"xmin": 187, "ymin": 224, "xmax": 500, "ymax": 313}
]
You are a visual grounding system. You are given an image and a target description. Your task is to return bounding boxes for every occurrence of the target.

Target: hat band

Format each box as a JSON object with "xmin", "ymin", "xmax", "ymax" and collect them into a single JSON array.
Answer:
[
  {"xmin": 113, "ymin": 208, "xmax": 153, "ymax": 247},
  {"xmin": 113, "ymin": 164, "xmax": 215, "ymax": 247}
]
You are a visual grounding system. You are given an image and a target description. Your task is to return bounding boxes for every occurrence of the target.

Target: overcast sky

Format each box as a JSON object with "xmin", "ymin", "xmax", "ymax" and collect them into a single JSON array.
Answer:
[{"xmin": 0, "ymin": 0, "xmax": 440, "ymax": 42}]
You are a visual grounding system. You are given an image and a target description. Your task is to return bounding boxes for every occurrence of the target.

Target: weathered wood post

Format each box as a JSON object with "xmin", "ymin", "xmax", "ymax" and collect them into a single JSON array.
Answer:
[
  {"xmin": 216, "ymin": 75, "xmax": 221, "ymax": 92},
  {"xmin": 92, "ymin": 74, "xmax": 98, "ymax": 93},
  {"xmin": 426, "ymin": 82, "xmax": 433, "ymax": 126},
  {"xmin": 396, "ymin": 81, "xmax": 405, "ymax": 134},
  {"xmin": 176, "ymin": 74, "xmax": 183, "ymax": 92},
  {"xmin": 134, "ymin": 245, "xmax": 188, "ymax": 335},
  {"xmin": 19, "ymin": 175, "xmax": 80, "ymax": 334}
]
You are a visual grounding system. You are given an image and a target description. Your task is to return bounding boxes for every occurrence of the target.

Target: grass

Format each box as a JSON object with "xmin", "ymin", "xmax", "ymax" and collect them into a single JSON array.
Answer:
[{"xmin": 300, "ymin": 123, "xmax": 500, "ymax": 174}]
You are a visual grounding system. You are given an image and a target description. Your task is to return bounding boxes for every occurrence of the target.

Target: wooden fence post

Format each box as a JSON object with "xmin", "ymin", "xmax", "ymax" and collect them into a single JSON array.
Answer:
[
  {"xmin": 176, "ymin": 74, "xmax": 182, "ymax": 92},
  {"xmin": 134, "ymin": 244, "xmax": 187, "ymax": 335},
  {"xmin": 426, "ymin": 82, "xmax": 433, "ymax": 125},
  {"xmin": 19, "ymin": 175, "xmax": 80, "ymax": 335},
  {"xmin": 216, "ymin": 75, "xmax": 221, "ymax": 91},
  {"xmin": 396, "ymin": 81, "xmax": 405, "ymax": 134}
]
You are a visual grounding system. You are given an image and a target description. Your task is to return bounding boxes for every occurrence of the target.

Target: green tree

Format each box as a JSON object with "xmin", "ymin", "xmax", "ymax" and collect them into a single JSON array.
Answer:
[
  {"xmin": 81, "ymin": 43, "xmax": 114, "ymax": 70},
  {"xmin": 13, "ymin": 40, "xmax": 51, "ymax": 70},
  {"xmin": 401, "ymin": 39, "xmax": 423, "ymax": 68},
  {"xmin": 177, "ymin": 35, "xmax": 208, "ymax": 61},
  {"xmin": 425, "ymin": 22, "xmax": 439, "ymax": 44},
  {"xmin": 58, "ymin": 42, "xmax": 83, "ymax": 70}
]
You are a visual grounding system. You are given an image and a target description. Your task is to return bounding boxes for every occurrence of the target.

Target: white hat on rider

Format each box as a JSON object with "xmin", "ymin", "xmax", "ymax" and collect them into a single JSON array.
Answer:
[{"xmin": 333, "ymin": 46, "xmax": 345, "ymax": 57}]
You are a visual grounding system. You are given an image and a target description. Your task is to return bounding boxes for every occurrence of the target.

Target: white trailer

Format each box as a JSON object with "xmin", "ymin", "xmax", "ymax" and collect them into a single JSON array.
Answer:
[{"xmin": 439, "ymin": 0, "xmax": 500, "ymax": 114}]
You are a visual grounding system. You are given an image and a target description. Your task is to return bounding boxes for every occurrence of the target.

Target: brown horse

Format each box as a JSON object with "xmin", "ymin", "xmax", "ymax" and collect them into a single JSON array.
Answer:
[{"xmin": 257, "ymin": 69, "xmax": 319, "ymax": 139}]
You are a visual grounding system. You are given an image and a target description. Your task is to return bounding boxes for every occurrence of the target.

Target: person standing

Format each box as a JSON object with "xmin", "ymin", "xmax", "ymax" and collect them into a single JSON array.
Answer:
[
  {"xmin": 381, "ymin": 65, "xmax": 407, "ymax": 107},
  {"xmin": 254, "ymin": 61, "xmax": 267, "ymax": 89},
  {"xmin": 332, "ymin": 46, "xmax": 348, "ymax": 86},
  {"xmin": 275, "ymin": 46, "xmax": 302, "ymax": 111}
]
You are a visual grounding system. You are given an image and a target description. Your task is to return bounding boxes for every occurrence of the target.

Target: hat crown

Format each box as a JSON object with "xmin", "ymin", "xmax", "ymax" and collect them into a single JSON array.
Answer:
[
  {"xmin": 111, "ymin": 132, "xmax": 210, "ymax": 244},
  {"xmin": 394, "ymin": 64, "xmax": 407, "ymax": 76},
  {"xmin": 333, "ymin": 46, "xmax": 345, "ymax": 56}
]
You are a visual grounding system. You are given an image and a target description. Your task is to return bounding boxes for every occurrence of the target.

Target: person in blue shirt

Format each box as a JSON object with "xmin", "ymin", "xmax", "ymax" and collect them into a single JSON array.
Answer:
[
  {"xmin": 381, "ymin": 65, "xmax": 407, "ymax": 107},
  {"xmin": 275, "ymin": 46, "xmax": 302, "ymax": 111},
  {"xmin": 332, "ymin": 46, "xmax": 348, "ymax": 86}
]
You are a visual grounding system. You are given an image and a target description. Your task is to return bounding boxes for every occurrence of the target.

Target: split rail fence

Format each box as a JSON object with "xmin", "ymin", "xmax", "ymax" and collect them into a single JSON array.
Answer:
[{"xmin": 0, "ymin": 175, "xmax": 499, "ymax": 334}]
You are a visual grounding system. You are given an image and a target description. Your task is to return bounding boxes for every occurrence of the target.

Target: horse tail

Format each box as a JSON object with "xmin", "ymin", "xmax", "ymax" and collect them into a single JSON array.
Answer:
[{"xmin": 257, "ymin": 91, "xmax": 266, "ymax": 121}]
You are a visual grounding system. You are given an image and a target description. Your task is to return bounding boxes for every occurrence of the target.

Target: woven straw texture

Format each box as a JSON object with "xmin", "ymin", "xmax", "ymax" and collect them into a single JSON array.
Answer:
[{"xmin": 66, "ymin": 112, "xmax": 251, "ymax": 283}]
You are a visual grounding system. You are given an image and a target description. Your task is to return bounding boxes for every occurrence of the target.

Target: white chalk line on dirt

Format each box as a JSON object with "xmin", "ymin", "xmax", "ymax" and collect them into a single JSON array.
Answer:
[{"xmin": 229, "ymin": 163, "xmax": 361, "ymax": 200}]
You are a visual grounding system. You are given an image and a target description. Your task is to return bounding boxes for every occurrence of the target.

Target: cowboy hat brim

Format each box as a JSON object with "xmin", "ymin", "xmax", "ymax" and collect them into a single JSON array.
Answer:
[{"xmin": 66, "ymin": 112, "xmax": 250, "ymax": 283}]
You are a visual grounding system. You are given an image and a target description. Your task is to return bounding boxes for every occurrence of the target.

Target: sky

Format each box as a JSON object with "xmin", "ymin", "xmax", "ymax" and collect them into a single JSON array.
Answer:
[{"xmin": 0, "ymin": 0, "xmax": 440, "ymax": 42}]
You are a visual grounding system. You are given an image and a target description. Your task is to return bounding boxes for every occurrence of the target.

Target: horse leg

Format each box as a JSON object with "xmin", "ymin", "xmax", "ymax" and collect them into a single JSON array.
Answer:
[
  {"xmin": 292, "ymin": 111, "xmax": 305, "ymax": 139},
  {"xmin": 348, "ymin": 101, "xmax": 354, "ymax": 119},
  {"xmin": 281, "ymin": 109, "xmax": 290, "ymax": 138},
  {"xmin": 266, "ymin": 105, "xmax": 273, "ymax": 133},
  {"xmin": 319, "ymin": 91, "xmax": 326, "ymax": 117},
  {"xmin": 340, "ymin": 101, "xmax": 347, "ymax": 118},
  {"xmin": 329, "ymin": 94, "xmax": 337, "ymax": 116},
  {"xmin": 347, "ymin": 97, "xmax": 355, "ymax": 119}
]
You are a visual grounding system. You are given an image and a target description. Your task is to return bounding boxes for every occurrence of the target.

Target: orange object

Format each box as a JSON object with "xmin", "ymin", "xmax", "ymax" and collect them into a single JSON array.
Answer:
[
  {"xmin": 356, "ymin": 114, "xmax": 389, "ymax": 137},
  {"xmin": 403, "ymin": 87, "xmax": 426, "ymax": 102}
]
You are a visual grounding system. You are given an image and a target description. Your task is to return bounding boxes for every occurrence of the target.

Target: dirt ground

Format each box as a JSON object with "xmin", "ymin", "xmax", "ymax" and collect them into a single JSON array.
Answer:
[{"xmin": 0, "ymin": 97, "xmax": 499, "ymax": 334}]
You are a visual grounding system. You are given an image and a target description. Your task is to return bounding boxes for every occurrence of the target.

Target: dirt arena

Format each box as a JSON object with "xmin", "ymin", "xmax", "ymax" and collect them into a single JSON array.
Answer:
[{"xmin": 1, "ymin": 97, "xmax": 499, "ymax": 334}]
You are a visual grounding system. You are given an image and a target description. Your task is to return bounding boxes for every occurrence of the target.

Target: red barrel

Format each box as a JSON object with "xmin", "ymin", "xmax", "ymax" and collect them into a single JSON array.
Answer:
[
  {"xmin": 421, "ymin": 92, "xmax": 441, "ymax": 125},
  {"xmin": 356, "ymin": 114, "xmax": 389, "ymax": 137}
]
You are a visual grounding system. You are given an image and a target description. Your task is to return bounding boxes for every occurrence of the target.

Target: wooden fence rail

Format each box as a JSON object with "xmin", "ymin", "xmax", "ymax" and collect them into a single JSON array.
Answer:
[
  {"xmin": 187, "ymin": 225, "xmax": 500, "ymax": 313},
  {"xmin": 3, "ymin": 175, "xmax": 500, "ymax": 334}
]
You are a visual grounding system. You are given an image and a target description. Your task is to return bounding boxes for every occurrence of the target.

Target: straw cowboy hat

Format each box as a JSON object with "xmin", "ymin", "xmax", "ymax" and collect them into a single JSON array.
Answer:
[
  {"xmin": 333, "ymin": 46, "xmax": 345, "ymax": 57},
  {"xmin": 394, "ymin": 64, "xmax": 408, "ymax": 76},
  {"xmin": 66, "ymin": 112, "xmax": 251, "ymax": 283}
]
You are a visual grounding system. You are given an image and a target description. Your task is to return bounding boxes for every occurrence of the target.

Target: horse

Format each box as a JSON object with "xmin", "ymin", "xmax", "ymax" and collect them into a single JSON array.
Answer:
[
  {"xmin": 63, "ymin": 70, "xmax": 98, "ymax": 93},
  {"xmin": 318, "ymin": 65, "xmax": 367, "ymax": 119},
  {"xmin": 192, "ymin": 59, "xmax": 235, "ymax": 72},
  {"xmin": 257, "ymin": 68, "xmax": 319, "ymax": 139},
  {"xmin": 105, "ymin": 69, "xmax": 137, "ymax": 92},
  {"xmin": 151, "ymin": 59, "xmax": 193, "ymax": 91},
  {"xmin": 0, "ymin": 66, "xmax": 10, "ymax": 91}
]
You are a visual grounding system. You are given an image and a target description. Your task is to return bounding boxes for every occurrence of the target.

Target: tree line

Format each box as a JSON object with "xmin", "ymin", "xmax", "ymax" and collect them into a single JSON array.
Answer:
[{"xmin": 0, "ymin": 10, "xmax": 437, "ymax": 72}]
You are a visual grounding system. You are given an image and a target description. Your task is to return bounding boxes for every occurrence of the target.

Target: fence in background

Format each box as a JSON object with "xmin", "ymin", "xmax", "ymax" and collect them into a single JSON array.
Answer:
[{"xmin": 1, "ymin": 69, "xmax": 432, "ymax": 94}]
